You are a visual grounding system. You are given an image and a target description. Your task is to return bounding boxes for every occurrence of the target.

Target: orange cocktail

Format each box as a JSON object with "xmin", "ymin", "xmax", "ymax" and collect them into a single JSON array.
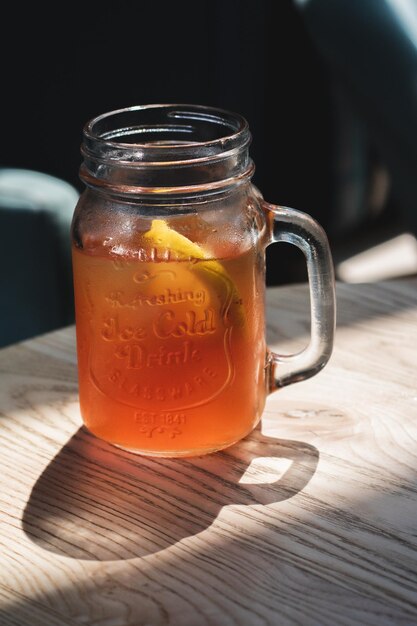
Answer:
[{"xmin": 72, "ymin": 224, "xmax": 266, "ymax": 456}]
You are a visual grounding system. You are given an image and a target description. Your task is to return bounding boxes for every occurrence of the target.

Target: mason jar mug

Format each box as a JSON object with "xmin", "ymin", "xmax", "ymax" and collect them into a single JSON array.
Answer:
[{"xmin": 71, "ymin": 104, "xmax": 336, "ymax": 457}]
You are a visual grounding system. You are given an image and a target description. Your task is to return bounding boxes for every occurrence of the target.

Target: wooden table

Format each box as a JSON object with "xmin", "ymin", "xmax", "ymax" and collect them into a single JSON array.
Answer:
[{"xmin": 1, "ymin": 280, "xmax": 417, "ymax": 626}]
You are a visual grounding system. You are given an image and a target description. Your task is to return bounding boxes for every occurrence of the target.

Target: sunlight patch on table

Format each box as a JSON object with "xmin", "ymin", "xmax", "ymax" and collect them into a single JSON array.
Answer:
[
  {"xmin": 239, "ymin": 457, "xmax": 293, "ymax": 484},
  {"xmin": 337, "ymin": 233, "xmax": 417, "ymax": 282}
]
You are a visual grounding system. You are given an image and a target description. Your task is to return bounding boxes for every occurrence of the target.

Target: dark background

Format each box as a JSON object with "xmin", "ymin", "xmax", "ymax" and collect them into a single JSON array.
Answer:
[
  {"xmin": 1, "ymin": 0, "xmax": 416, "ymax": 344},
  {"xmin": 0, "ymin": 0, "xmax": 335, "ymax": 288},
  {"xmin": 1, "ymin": 1, "xmax": 331, "ymax": 205}
]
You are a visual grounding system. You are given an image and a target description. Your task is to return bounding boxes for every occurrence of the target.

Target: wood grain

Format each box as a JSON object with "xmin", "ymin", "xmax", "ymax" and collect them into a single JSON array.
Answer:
[{"xmin": 1, "ymin": 280, "xmax": 417, "ymax": 626}]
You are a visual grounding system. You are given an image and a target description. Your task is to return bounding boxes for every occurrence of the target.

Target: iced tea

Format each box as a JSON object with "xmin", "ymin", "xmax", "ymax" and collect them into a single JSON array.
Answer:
[{"xmin": 72, "ymin": 235, "xmax": 266, "ymax": 456}]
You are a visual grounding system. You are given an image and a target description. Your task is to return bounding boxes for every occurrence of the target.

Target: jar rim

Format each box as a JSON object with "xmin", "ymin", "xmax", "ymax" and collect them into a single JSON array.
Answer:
[
  {"xmin": 80, "ymin": 104, "xmax": 254, "ymax": 195},
  {"xmin": 82, "ymin": 103, "xmax": 251, "ymax": 163}
]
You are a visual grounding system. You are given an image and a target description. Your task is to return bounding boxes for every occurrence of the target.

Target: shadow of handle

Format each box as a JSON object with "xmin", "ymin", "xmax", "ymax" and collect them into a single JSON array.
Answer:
[{"xmin": 229, "ymin": 433, "xmax": 320, "ymax": 507}]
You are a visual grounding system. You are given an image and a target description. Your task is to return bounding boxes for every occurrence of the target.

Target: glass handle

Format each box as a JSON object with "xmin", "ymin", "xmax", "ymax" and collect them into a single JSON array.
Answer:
[{"xmin": 262, "ymin": 202, "xmax": 336, "ymax": 391}]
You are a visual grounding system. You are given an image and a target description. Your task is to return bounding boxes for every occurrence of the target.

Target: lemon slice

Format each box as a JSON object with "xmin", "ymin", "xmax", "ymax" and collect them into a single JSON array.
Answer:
[
  {"xmin": 144, "ymin": 218, "xmax": 219, "ymax": 263},
  {"xmin": 144, "ymin": 219, "xmax": 245, "ymax": 331}
]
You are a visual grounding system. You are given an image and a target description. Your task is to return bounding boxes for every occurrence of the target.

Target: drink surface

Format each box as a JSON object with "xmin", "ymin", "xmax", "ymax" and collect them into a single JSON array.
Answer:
[{"xmin": 72, "ymin": 233, "xmax": 266, "ymax": 456}]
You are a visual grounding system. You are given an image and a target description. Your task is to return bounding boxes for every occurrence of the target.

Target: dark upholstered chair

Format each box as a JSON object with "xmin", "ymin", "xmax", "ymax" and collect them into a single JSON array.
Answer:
[{"xmin": 0, "ymin": 169, "xmax": 79, "ymax": 347}]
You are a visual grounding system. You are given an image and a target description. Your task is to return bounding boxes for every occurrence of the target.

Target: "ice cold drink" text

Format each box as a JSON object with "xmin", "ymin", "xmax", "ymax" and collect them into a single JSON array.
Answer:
[
  {"xmin": 115, "ymin": 340, "xmax": 201, "ymax": 369},
  {"xmin": 101, "ymin": 308, "xmax": 216, "ymax": 342}
]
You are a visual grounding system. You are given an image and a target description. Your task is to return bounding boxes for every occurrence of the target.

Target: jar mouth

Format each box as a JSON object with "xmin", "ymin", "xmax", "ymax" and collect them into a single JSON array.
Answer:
[
  {"xmin": 82, "ymin": 104, "xmax": 251, "ymax": 164},
  {"xmin": 80, "ymin": 104, "xmax": 253, "ymax": 196}
]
